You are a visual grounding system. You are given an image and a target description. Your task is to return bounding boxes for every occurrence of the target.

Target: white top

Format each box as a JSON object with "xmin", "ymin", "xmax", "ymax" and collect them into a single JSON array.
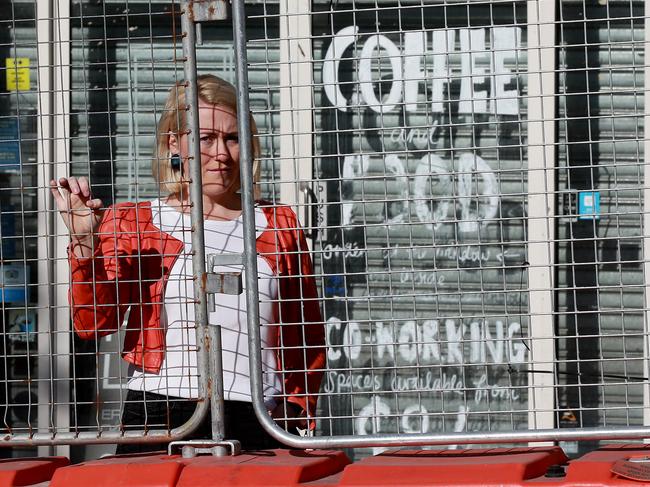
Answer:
[{"xmin": 127, "ymin": 199, "xmax": 281, "ymax": 408}]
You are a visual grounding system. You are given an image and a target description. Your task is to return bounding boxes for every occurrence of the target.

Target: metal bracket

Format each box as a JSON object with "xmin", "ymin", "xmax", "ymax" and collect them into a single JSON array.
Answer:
[
  {"xmin": 206, "ymin": 253, "xmax": 243, "ymax": 312},
  {"xmin": 168, "ymin": 439, "xmax": 241, "ymax": 457},
  {"xmin": 186, "ymin": 0, "xmax": 228, "ymax": 22}
]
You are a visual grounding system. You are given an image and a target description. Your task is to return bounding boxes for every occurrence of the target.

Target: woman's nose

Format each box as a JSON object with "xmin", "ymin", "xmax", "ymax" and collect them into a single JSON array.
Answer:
[{"xmin": 214, "ymin": 136, "xmax": 229, "ymax": 159}]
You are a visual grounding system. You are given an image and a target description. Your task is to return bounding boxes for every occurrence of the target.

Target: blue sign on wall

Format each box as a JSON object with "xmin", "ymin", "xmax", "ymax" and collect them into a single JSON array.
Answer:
[
  {"xmin": 0, "ymin": 117, "xmax": 20, "ymax": 171},
  {"xmin": 578, "ymin": 191, "xmax": 601, "ymax": 220}
]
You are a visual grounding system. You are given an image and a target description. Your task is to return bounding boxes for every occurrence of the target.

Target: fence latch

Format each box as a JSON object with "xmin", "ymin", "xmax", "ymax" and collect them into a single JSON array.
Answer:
[
  {"xmin": 168, "ymin": 439, "xmax": 241, "ymax": 457},
  {"xmin": 205, "ymin": 253, "xmax": 243, "ymax": 312}
]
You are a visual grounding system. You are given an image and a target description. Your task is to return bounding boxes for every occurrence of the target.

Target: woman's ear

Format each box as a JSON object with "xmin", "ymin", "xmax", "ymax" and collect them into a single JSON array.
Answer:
[{"xmin": 168, "ymin": 134, "xmax": 179, "ymax": 154}]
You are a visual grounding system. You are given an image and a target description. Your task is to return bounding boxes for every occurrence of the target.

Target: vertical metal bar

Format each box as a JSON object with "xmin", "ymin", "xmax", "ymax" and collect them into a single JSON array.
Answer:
[
  {"xmin": 179, "ymin": 1, "xmax": 225, "ymax": 443},
  {"xmin": 36, "ymin": 0, "xmax": 54, "ymax": 456},
  {"xmin": 527, "ymin": 0, "xmax": 556, "ymax": 436},
  {"xmin": 231, "ymin": 0, "xmax": 269, "ymax": 427}
]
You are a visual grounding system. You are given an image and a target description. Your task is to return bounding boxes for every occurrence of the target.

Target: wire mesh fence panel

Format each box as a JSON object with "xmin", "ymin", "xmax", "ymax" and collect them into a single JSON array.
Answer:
[
  {"xmin": 0, "ymin": 0, "xmax": 311, "ymax": 459},
  {"xmin": 0, "ymin": 0, "xmax": 241, "ymax": 456},
  {"xmin": 0, "ymin": 0, "xmax": 41, "ymax": 456},
  {"xmin": 240, "ymin": 0, "xmax": 648, "ymax": 459},
  {"xmin": 555, "ymin": 0, "xmax": 646, "ymax": 457},
  {"xmin": 1, "ymin": 0, "xmax": 649, "ymax": 462}
]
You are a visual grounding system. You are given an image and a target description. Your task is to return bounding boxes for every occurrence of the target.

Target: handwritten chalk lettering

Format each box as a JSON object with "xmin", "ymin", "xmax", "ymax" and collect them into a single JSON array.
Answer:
[
  {"xmin": 326, "ymin": 317, "xmax": 529, "ymax": 366},
  {"xmin": 402, "ymin": 404, "xmax": 430, "ymax": 434},
  {"xmin": 399, "ymin": 404, "xmax": 468, "ymax": 435},
  {"xmin": 390, "ymin": 371, "xmax": 464, "ymax": 395},
  {"xmin": 342, "ymin": 152, "xmax": 498, "ymax": 233},
  {"xmin": 457, "ymin": 153, "xmax": 499, "ymax": 233},
  {"xmin": 355, "ymin": 396, "xmax": 393, "ymax": 436},
  {"xmin": 396, "ymin": 271, "xmax": 446, "ymax": 286},
  {"xmin": 327, "ymin": 316, "xmax": 363, "ymax": 362},
  {"xmin": 447, "ymin": 245, "xmax": 491, "ymax": 265},
  {"xmin": 341, "ymin": 154, "xmax": 370, "ymax": 227},
  {"xmin": 496, "ymin": 248, "xmax": 526, "ymax": 265},
  {"xmin": 472, "ymin": 373, "xmax": 521, "ymax": 404},
  {"xmin": 414, "ymin": 154, "xmax": 452, "ymax": 230},
  {"xmin": 323, "ymin": 371, "xmax": 381, "ymax": 393},
  {"xmin": 322, "ymin": 242, "xmax": 364, "ymax": 260},
  {"xmin": 323, "ymin": 26, "xmax": 521, "ymax": 115},
  {"xmin": 385, "ymin": 154, "xmax": 410, "ymax": 224},
  {"xmin": 384, "ymin": 243, "xmax": 492, "ymax": 266},
  {"xmin": 327, "ymin": 317, "xmax": 527, "ymax": 365},
  {"xmin": 359, "ymin": 287, "xmax": 526, "ymax": 308},
  {"xmin": 354, "ymin": 399, "xmax": 506, "ymax": 437},
  {"xmin": 324, "ymin": 369, "xmax": 522, "ymax": 409},
  {"xmin": 388, "ymin": 123, "xmax": 439, "ymax": 150}
]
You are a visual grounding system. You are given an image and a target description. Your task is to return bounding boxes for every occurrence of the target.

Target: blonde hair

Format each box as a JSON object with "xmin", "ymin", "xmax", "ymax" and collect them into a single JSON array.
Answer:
[{"xmin": 152, "ymin": 74, "xmax": 261, "ymax": 196}]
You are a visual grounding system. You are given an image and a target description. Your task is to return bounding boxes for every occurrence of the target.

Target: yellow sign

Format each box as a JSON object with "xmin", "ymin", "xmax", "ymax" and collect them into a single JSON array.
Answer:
[{"xmin": 6, "ymin": 58, "xmax": 30, "ymax": 91}]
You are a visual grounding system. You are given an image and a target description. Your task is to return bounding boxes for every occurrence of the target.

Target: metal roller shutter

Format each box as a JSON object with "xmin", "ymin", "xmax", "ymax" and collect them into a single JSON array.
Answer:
[
  {"xmin": 555, "ymin": 0, "xmax": 645, "ymax": 455},
  {"xmin": 70, "ymin": 4, "xmax": 280, "ymax": 204},
  {"xmin": 310, "ymin": 2, "xmax": 529, "ymax": 456}
]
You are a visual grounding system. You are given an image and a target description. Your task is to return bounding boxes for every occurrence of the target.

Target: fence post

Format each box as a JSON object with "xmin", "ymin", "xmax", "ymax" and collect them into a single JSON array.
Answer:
[
  {"xmin": 179, "ymin": 0, "xmax": 227, "ymax": 449},
  {"xmin": 231, "ymin": 0, "xmax": 272, "ymax": 437}
]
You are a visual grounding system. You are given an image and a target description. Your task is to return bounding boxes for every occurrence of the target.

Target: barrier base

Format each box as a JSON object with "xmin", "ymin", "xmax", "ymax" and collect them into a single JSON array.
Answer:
[
  {"xmin": 0, "ymin": 457, "xmax": 69, "ymax": 486},
  {"xmin": 177, "ymin": 449, "xmax": 350, "ymax": 486},
  {"xmin": 49, "ymin": 452, "xmax": 184, "ymax": 487},
  {"xmin": 562, "ymin": 443, "xmax": 650, "ymax": 485},
  {"xmin": 337, "ymin": 447, "xmax": 568, "ymax": 486}
]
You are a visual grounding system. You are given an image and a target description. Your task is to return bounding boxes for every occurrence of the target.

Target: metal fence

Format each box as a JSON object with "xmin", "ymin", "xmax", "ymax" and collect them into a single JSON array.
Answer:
[
  {"xmin": 237, "ymin": 0, "xmax": 650, "ymax": 459},
  {"xmin": 0, "ymin": 0, "xmax": 648, "ymax": 462}
]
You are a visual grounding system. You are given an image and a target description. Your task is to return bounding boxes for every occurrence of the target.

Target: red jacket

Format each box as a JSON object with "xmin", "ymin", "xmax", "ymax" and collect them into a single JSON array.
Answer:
[{"xmin": 69, "ymin": 201, "xmax": 325, "ymax": 417}]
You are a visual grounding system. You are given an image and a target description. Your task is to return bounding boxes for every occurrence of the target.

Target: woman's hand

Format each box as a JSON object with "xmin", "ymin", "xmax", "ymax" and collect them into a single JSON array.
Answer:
[
  {"xmin": 271, "ymin": 401, "xmax": 307, "ymax": 431},
  {"xmin": 50, "ymin": 176, "xmax": 104, "ymax": 257}
]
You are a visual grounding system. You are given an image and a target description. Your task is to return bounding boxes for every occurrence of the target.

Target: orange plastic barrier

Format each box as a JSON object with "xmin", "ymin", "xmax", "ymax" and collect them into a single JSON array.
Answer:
[
  {"xmin": 561, "ymin": 444, "xmax": 650, "ymax": 485},
  {"xmin": 28, "ymin": 444, "xmax": 650, "ymax": 486},
  {"xmin": 336, "ymin": 447, "xmax": 568, "ymax": 486},
  {"xmin": 176, "ymin": 449, "xmax": 350, "ymax": 486},
  {"xmin": 49, "ymin": 452, "xmax": 184, "ymax": 487},
  {"xmin": 0, "ymin": 457, "xmax": 69, "ymax": 487},
  {"xmin": 49, "ymin": 449, "xmax": 350, "ymax": 487}
]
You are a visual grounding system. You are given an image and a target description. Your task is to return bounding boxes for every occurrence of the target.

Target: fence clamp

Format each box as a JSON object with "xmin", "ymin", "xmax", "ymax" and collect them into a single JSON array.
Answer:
[
  {"xmin": 169, "ymin": 439, "xmax": 241, "ymax": 457},
  {"xmin": 206, "ymin": 253, "xmax": 243, "ymax": 313}
]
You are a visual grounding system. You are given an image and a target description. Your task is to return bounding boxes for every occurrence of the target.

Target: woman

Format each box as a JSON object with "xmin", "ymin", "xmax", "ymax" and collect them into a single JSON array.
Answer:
[{"xmin": 50, "ymin": 75, "xmax": 325, "ymax": 453}]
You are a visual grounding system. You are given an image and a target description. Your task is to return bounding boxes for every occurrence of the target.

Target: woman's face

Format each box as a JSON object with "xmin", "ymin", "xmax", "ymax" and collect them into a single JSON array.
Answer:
[{"xmin": 169, "ymin": 100, "xmax": 240, "ymax": 202}]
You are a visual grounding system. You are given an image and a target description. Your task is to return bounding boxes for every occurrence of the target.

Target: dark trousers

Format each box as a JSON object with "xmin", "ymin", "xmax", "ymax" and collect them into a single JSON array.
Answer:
[{"xmin": 115, "ymin": 389, "xmax": 282, "ymax": 455}]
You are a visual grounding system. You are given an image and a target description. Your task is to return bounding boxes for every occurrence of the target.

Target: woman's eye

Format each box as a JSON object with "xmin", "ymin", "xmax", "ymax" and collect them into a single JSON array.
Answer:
[
  {"xmin": 200, "ymin": 135, "xmax": 214, "ymax": 144},
  {"xmin": 226, "ymin": 134, "xmax": 239, "ymax": 144}
]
